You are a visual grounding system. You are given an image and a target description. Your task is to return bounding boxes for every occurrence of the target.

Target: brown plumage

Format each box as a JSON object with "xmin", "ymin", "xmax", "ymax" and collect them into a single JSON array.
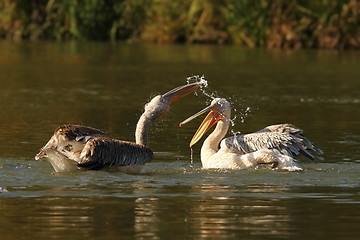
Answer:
[
  {"xmin": 35, "ymin": 83, "xmax": 202, "ymax": 173},
  {"xmin": 78, "ymin": 137, "xmax": 153, "ymax": 170},
  {"xmin": 35, "ymin": 124, "xmax": 153, "ymax": 172}
]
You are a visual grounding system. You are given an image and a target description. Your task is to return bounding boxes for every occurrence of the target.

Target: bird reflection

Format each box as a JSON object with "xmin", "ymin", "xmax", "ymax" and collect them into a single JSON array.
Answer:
[
  {"xmin": 130, "ymin": 183, "xmax": 294, "ymax": 239},
  {"xmin": 184, "ymin": 184, "xmax": 293, "ymax": 238},
  {"xmin": 134, "ymin": 197, "xmax": 160, "ymax": 239}
]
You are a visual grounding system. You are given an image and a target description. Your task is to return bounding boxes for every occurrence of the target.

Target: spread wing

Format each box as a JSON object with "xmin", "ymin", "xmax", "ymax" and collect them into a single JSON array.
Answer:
[{"xmin": 221, "ymin": 124, "xmax": 323, "ymax": 161}]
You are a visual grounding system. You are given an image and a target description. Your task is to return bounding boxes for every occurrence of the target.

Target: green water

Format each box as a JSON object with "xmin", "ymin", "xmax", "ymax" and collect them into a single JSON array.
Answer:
[{"xmin": 0, "ymin": 41, "xmax": 359, "ymax": 239}]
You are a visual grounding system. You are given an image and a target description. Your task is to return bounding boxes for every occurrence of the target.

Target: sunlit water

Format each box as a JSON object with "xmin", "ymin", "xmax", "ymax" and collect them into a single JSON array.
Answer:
[{"xmin": 0, "ymin": 41, "xmax": 359, "ymax": 240}]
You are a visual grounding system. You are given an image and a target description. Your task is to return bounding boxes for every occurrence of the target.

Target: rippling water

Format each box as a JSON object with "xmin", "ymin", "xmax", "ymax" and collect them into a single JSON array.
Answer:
[{"xmin": 0, "ymin": 42, "xmax": 359, "ymax": 239}]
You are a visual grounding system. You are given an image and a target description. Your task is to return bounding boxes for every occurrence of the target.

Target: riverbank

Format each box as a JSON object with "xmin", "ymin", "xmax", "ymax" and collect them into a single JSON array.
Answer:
[{"xmin": 0, "ymin": 0, "xmax": 359, "ymax": 49}]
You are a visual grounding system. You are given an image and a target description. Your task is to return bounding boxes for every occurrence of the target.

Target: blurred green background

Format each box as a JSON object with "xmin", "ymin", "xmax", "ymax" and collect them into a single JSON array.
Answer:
[{"xmin": 1, "ymin": 0, "xmax": 359, "ymax": 49}]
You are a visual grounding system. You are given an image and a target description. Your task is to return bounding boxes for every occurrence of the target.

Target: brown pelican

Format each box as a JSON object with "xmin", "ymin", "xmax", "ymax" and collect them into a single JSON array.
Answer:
[
  {"xmin": 180, "ymin": 98, "xmax": 323, "ymax": 171},
  {"xmin": 35, "ymin": 83, "xmax": 201, "ymax": 173}
]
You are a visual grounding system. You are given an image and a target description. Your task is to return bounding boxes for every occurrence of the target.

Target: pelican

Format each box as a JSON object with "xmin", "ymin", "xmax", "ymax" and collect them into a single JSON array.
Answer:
[
  {"xmin": 180, "ymin": 98, "xmax": 323, "ymax": 171},
  {"xmin": 35, "ymin": 82, "xmax": 201, "ymax": 173}
]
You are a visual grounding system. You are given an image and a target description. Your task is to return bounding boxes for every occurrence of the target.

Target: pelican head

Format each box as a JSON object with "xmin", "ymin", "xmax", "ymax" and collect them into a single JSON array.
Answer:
[
  {"xmin": 136, "ymin": 82, "xmax": 204, "ymax": 146},
  {"xmin": 180, "ymin": 98, "xmax": 231, "ymax": 147},
  {"xmin": 143, "ymin": 82, "xmax": 202, "ymax": 119}
]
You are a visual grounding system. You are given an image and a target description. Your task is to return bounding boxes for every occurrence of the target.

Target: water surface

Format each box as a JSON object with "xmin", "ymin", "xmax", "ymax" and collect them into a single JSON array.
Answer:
[{"xmin": 0, "ymin": 41, "xmax": 359, "ymax": 239}]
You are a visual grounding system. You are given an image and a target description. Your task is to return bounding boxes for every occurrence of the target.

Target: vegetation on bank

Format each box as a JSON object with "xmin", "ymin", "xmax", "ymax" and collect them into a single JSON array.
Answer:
[{"xmin": 0, "ymin": 0, "xmax": 359, "ymax": 49}]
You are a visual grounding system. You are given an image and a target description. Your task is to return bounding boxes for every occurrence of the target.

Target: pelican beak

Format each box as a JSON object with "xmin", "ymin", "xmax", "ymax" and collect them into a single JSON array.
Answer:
[
  {"xmin": 35, "ymin": 151, "xmax": 45, "ymax": 160},
  {"xmin": 162, "ymin": 83, "xmax": 200, "ymax": 104},
  {"xmin": 179, "ymin": 104, "xmax": 222, "ymax": 147}
]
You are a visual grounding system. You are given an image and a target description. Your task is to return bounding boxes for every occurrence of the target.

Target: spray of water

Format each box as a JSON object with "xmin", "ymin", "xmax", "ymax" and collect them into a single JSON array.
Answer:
[
  {"xmin": 230, "ymin": 105, "xmax": 252, "ymax": 137},
  {"xmin": 185, "ymin": 75, "xmax": 212, "ymax": 167},
  {"xmin": 190, "ymin": 147, "xmax": 194, "ymax": 168},
  {"xmin": 186, "ymin": 74, "xmax": 208, "ymax": 88},
  {"xmin": 186, "ymin": 75, "xmax": 218, "ymax": 101}
]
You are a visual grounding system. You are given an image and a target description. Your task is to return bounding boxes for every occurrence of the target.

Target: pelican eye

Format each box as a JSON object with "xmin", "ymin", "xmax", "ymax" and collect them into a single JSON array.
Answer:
[{"xmin": 64, "ymin": 144, "xmax": 73, "ymax": 151}]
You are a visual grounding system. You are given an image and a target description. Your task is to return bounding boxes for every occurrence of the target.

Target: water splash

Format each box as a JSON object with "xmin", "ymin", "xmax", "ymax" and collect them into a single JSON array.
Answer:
[
  {"xmin": 186, "ymin": 74, "xmax": 218, "ymax": 100},
  {"xmin": 229, "ymin": 101, "xmax": 252, "ymax": 137},
  {"xmin": 186, "ymin": 74, "xmax": 208, "ymax": 88},
  {"xmin": 240, "ymin": 106, "xmax": 251, "ymax": 123},
  {"xmin": 190, "ymin": 147, "xmax": 194, "ymax": 168}
]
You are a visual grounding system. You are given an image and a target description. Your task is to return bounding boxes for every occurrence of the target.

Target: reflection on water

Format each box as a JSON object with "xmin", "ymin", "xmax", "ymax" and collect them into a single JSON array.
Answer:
[
  {"xmin": 186, "ymin": 185, "xmax": 292, "ymax": 239},
  {"xmin": 1, "ymin": 177, "xmax": 359, "ymax": 240},
  {"xmin": 0, "ymin": 41, "xmax": 359, "ymax": 239}
]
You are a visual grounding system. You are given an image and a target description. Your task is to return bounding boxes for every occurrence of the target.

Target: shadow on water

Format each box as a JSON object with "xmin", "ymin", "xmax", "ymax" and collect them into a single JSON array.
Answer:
[{"xmin": 0, "ymin": 41, "xmax": 359, "ymax": 239}]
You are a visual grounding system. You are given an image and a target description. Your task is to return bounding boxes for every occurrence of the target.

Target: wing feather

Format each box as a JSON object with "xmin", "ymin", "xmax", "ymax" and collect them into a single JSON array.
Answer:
[
  {"xmin": 77, "ymin": 138, "xmax": 153, "ymax": 170},
  {"xmin": 36, "ymin": 125, "xmax": 153, "ymax": 171},
  {"xmin": 221, "ymin": 124, "xmax": 322, "ymax": 161},
  {"xmin": 56, "ymin": 124, "xmax": 107, "ymax": 141},
  {"xmin": 36, "ymin": 124, "xmax": 107, "ymax": 160}
]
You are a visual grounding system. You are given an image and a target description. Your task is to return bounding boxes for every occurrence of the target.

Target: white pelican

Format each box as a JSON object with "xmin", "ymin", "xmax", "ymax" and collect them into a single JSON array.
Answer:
[
  {"xmin": 35, "ymin": 83, "xmax": 201, "ymax": 173},
  {"xmin": 180, "ymin": 98, "xmax": 323, "ymax": 171}
]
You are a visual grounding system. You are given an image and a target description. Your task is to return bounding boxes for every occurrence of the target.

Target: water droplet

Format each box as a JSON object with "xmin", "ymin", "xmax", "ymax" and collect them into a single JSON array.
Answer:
[
  {"xmin": 190, "ymin": 147, "xmax": 194, "ymax": 167},
  {"xmin": 225, "ymin": 98, "xmax": 252, "ymax": 137},
  {"xmin": 186, "ymin": 74, "xmax": 208, "ymax": 88},
  {"xmin": 239, "ymin": 106, "xmax": 251, "ymax": 123}
]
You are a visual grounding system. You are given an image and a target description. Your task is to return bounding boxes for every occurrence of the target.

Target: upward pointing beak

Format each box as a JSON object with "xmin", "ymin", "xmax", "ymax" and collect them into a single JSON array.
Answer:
[
  {"xmin": 179, "ymin": 104, "xmax": 221, "ymax": 147},
  {"xmin": 162, "ymin": 82, "xmax": 201, "ymax": 104}
]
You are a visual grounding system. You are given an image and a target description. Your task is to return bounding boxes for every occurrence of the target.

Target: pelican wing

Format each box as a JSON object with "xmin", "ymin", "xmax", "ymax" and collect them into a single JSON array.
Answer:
[
  {"xmin": 56, "ymin": 124, "xmax": 107, "ymax": 141},
  {"xmin": 221, "ymin": 124, "xmax": 322, "ymax": 161},
  {"xmin": 256, "ymin": 124, "xmax": 303, "ymax": 135},
  {"xmin": 35, "ymin": 124, "xmax": 108, "ymax": 160},
  {"xmin": 77, "ymin": 138, "xmax": 153, "ymax": 170},
  {"xmin": 36, "ymin": 125, "xmax": 153, "ymax": 171}
]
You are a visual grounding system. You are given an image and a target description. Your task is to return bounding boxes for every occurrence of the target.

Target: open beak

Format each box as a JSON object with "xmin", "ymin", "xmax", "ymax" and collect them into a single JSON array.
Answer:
[
  {"xmin": 162, "ymin": 82, "xmax": 201, "ymax": 104},
  {"xmin": 179, "ymin": 104, "xmax": 222, "ymax": 147}
]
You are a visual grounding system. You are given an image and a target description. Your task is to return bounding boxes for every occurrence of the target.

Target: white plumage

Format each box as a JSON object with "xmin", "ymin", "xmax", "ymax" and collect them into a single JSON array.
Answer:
[{"xmin": 180, "ymin": 98, "xmax": 322, "ymax": 171}]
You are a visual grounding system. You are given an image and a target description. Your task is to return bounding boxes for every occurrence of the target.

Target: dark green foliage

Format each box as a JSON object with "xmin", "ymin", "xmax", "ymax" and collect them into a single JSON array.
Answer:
[{"xmin": 0, "ymin": 0, "xmax": 359, "ymax": 49}]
